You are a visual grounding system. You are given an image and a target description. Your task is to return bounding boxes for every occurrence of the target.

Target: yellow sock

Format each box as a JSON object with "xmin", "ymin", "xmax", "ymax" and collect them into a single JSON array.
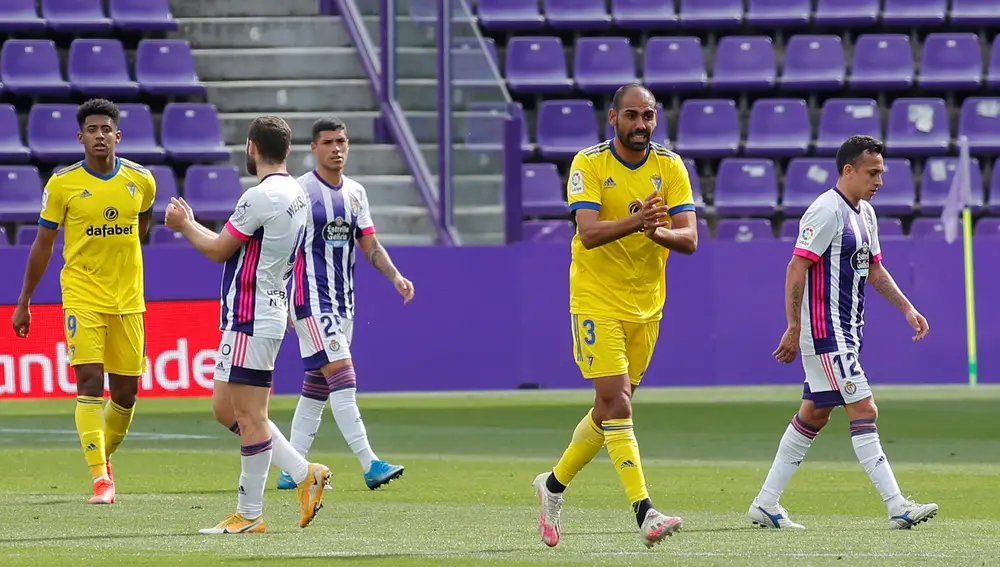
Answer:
[
  {"xmin": 552, "ymin": 409, "xmax": 605, "ymax": 486},
  {"xmin": 602, "ymin": 418, "xmax": 649, "ymax": 505},
  {"xmin": 104, "ymin": 400, "xmax": 134, "ymax": 458},
  {"xmin": 75, "ymin": 396, "xmax": 107, "ymax": 480}
]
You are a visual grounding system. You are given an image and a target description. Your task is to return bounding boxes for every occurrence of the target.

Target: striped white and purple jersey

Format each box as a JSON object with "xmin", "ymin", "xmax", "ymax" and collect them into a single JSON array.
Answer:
[
  {"xmin": 220, "ymin": 173, "xmax": 309, "ymax": 339},
  {"xmin": 793, "ymin": 189, "xmax": 883, "ymax": 355},
  {"xmin": 290, "ymin": 171, "xmax": 375, "ymax": 321}
]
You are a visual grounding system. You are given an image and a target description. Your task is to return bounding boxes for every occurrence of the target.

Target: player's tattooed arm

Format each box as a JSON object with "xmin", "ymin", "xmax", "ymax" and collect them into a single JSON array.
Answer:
[
  {"xmin": 867, "ymin": 261, "xmax": 912, "ymax": 313},
  {"xmin": 359, "ymin": 234, "xmax": 399, "ymax": 280},
  {"xmin": 785, "ymin": 256, "xmax": 811, "ymax": 328}
]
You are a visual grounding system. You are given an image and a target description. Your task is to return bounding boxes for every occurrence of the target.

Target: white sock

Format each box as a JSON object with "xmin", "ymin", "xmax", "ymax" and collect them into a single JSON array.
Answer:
[
  {"xmin": 237, "ymin": 438, "xmax": 272, "ymax": 519},
  {"xmin": 328, "ymin": 378, "xmax": 378, "ymax": 472},
  {"xmin": 850, "ymin": 419, "xmax": 906, "ymax": 512},
  {"xmin": 756, "ymin": 415, "xmax": 818, "ymax": 507},
  {"xmin": 289, "ymin": 393, "xmax": 327, "ymax": 457},
  {"xmin": 268, "ymin": 419, "xmax": 311, "ymax": 484}
]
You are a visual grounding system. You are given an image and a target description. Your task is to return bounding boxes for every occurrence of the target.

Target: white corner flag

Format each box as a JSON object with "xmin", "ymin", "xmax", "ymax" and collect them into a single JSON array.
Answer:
[{"xmin": 941, "ymin": 136, "xmax": 971, "ymax": 244}]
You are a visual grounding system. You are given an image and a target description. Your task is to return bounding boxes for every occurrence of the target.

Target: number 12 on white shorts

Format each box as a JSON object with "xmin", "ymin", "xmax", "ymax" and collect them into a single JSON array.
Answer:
[{"xmin": 803, "ymin": 351, "xmax": 872, "ymax": 407}]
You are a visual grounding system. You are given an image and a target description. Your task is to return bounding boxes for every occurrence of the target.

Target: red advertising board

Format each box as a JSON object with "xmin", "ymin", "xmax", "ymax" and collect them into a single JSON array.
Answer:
[{"xmin": 0, "ymin": 300, "xmax": 222, "ymax": 399}]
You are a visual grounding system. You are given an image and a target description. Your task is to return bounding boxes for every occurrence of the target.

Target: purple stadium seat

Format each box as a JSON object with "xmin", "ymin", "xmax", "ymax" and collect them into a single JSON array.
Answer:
[
  {"xmin": 919, "ymin": 33, "xmax": 983, "ymax": 91},
  {"xmin": 68, "ymin": 39, "xmax": 140, "ymax": 98},
  {"xmin": 643, "ymin": 36, "xmax": 707, "ymax": 92},
  {"xmin": 975, "ymin": 218, "xmax": 1000, "ymax": 237},
  {"xmin": 544, "ymin": 0, "xmax": 612, "ymax": 30},
  {"xmin": 28, "ymin": 104, "xmax": 83, "ymax": 162},
  {"xmin": 874, "ymin": 158, "xmax": 917, "ymax": 215},
  {"xmin": 42, "ymin": 0, "xmax": 112, "ymax": 33},
  {"xmin": 850, "ymin": 35, "xmax": 914, "ymax": 91},
  {"xmin": 993, "ymin": 158, "xmax": 1000, "ymax": 214},
  {"xmin": 521, "ymin": 220, "xmax": 575, "ymax": 242},
  {"xmin": 712, "ymin": 36, "xmax": 776, "ymax": 91},
  {"xmin": 611, "ymin": 0, "xmax": 677, "ymax": 29},
  {"xmin": 1, "ymin": 40, "xmax": 71, "ymax": 97},
  {"xmin": 0, "ymin": 104, "xmax": 31, "ymax": 163},
  {"xmin": 116, "ymin": 104, "xmax": 165, "ymax": 163},
  {"xmin": 574, "ymin": 37, "xmax": 636, "ymax": 94},
  {"xmin": 504, "ymin": 37, "xmax": 573, "ymax": 94},
  {"xmin": 885, "ymin": 98, "xmax": 950, "ymax": 157},
  {"xmin": 780, "ymin": 35, "xmax": 845, "ymax": 91},
  {"xmin": 673, "ymin": 99, "xmax": 739, "ymax": 158},
  {"xmin": 713, "ymin": 158, "xmax": 778, "ymax": 215},
  {"xmin": 452, "ymin": 37, "xmax": 501, "ymax": 88},
  {"xmin": 476, "ymin": 0, "xmax": 545, "ymax": 30},
  {"xmin": 536, "ymin": 100, "xmax": 599, "ymax": 161},
  {"xmin": 779, "ymin": 220, "xmax": 799, "ymax": 239},
  {"xmin": 604, "ymin": 103, "xmax": 668, "ymax": 146},
  {"xmin": 881, "ymin": 0, "xmax": 946, "ymax": 27},
  {"xmin": 989, "ymin": 36, "xmax": 1000, "ymax": 90},
  {"xmin": 0, "ymin": 226, "xmax": 8, "ymax": 246},
  {"xmin": 150, "ymin": 225, "xmax": 186, "ymax": 245},
  {"xmin": 814, "ymin": 0, "xmax": 878, "ymax": 26},
  {"xmin": 678, "ymin": 0, "xmax": 743, "ymax": 29},
  {"xmin": 183, "ymin": 165, "xmax": 245, "ymax": 221},
  {"xmin": 950, "ymin": 0, "xmax": 1000, "ymax": 26},
  {"xmin": 959, "ymin": 98, "xmax": 1000, "ymax": 156},
  {"xmin": 684, "ymin": 158, "xmax": 704, "ymax": 210},
  {"xmin": 146, "ymin": 165, "xmax": 179, "ymax": 216},
  {"xmin": 16, "ymin": 225, "xmax": 65, "ymax": 246},
  {"xmin": 135, "ymin": 40, "xmax": 206, "ymax": 97},
  {"xmin": 521, "ymin": 163, "xmax": 568, "ymax": 216},
  {"xmin": 909, "ymin": 218, "xmax": 948, "ymax": 238},
  {"xmin": 745, "ymin": 0, "xmax": 810, "ymax": 28},
  {"xmin": 877, "ymin": 218, "xmax": 905, "ymax": 237},
  {"xmin": 782, "ymin": 158, "xmax": 838, "ymax": 215},
  {"xmin": 160, "ymin": 103, "xmax": 229, "ymax": 163},
  {"xmin": 744, "ymin": 99, "xmax": 810, "ymax": 157},
  {"xmin": 0, "ymin": 0, "xmax": 46, "ymax": 32},
  {"xmin": 920, "ymin": 157, "xmax": 984, "ymax": 215},
  {"xmin": 109, "ymin": 0, "xmax": 177, "ymax": 31},
  {"xmin": 815, "ymin": 99, "xmax": 881, "ymax": 156},
  {"xmin": 716, "ymin": 219, "xmax": 774, "ymax": 241},
  {"xmin": 465, "ymin": 102, "xmax": 532, "ymax": 157},
  {"xmin": 0, "ymin": 166, "xmax": 43, "ymax": 222}
]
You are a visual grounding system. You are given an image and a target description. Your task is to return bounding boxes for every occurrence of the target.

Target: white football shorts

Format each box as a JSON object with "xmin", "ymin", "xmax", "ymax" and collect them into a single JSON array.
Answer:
[
  {"xmin": 293, "ymin": 314, "xmax": 355, "ymax": 370},
  {"xmin": 213, "ymin": 330, "xmax": 282, "ymax": 388},
  {"xmin": 802, "ymin": 350, "xmax": 873, "ymax": 408}
]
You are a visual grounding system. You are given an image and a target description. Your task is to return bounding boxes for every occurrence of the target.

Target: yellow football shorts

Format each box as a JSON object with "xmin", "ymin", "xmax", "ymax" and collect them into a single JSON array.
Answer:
[
  {"xmin": 64, "ymin": 309, "xmax": 147, "ymax": 376},
  {"xmin": 570, "ymin": 314, "xmax": 660, "ymax": 385}
]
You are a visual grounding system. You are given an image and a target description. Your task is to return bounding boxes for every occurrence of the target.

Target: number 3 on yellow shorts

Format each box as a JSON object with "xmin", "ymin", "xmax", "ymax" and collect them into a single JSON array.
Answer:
[{"xmin": 571, "ymin": 314, "xmax": 629, "ymax": 380}]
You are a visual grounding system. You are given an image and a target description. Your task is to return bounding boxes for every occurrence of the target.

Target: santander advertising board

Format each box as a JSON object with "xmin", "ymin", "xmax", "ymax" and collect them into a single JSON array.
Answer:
[{"xmin": 0, "ymin": 300, "xmax": 221, "ymax": 399}]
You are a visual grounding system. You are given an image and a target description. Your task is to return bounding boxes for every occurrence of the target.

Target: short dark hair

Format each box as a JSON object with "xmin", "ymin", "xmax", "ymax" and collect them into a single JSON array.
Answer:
[
  {"xmin": 248, "ymin": 116, "xmax": 292, "ymax": 164},
  {"xmin": 835, "ymin": 135, "xmax": 884, "ymax": 175},
  {"xmin": 311, "ymin": 117, "xmax": 346, "ymax": 142},
  {"xmin": 612, "ymin": 83, "xmax": 653, "ymax": 112},
  {"xmin": 77, "ymin": 99, "xmax": 120, "ymax": 128}
]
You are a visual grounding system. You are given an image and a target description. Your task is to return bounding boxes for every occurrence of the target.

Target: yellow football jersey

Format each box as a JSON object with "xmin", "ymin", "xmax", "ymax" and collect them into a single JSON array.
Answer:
[
  {"xmin": 567, "ymin": 141, "xmax": 695, "ymax": 323},
  {"xmin": 39, "ymin": 158, "xmax": 156, "ymax": 314}
]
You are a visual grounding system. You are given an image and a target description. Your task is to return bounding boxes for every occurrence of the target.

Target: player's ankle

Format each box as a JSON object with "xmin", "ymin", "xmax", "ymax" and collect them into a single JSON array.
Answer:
[
  {"xmin": 885, "ymin": 494, "xmax": 907, "ymax": 513},
  {"xmin": 545, "ymin": 472, "xmax": 567, "ymax": 494},
  {"xmin": 632, "ymin": 498, "xmax": 653, "ymax": 527}
]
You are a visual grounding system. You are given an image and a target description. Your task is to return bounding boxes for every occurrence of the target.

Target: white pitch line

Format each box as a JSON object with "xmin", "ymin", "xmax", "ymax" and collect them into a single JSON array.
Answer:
[
  {"xmin": 262, "ymin": 550, "xmax": 970, "ymax": 560},
  {"xmin": 0, "ymin": 428, "xmax": 216, "ymax": 440}
]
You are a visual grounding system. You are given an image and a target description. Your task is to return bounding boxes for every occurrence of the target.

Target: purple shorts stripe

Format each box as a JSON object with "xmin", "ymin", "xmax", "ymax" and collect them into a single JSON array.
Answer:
[
  {"xmin": 229, "ymin": 422, "xmax": 241, "ymax": 435},
  {"xmin": 802, "ymin": 382, "xmax": 846, "ymax": 408},
  {"xmin": 229, "ymin": 366, "xmax": 273, "ymax": 388},
  {"xmin": 325, "ymin": 365, "xmax": 357, "ymax": 392},
  {"xmin": 241, "ymin": 438, "xmax": 272, "ymax": 456}
]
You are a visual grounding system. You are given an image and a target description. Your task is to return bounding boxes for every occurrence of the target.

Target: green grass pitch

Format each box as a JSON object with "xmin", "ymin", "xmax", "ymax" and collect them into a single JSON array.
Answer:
[{"xmin": 1, "ymin": 385, "xmax": 999, "ymax": 566}]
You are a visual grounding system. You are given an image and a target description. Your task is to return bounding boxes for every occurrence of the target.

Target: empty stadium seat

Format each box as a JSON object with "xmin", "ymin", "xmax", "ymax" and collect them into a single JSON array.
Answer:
[
  {"xmin": 146, "ymin": 165, "xmax": 179, "ymax": 216},
  {"xmin": 17, "ymin": 225, "xmax": 66, "ymax": 246},
  {"xmin": 521, "ymin": 163, "xmax": 568, "ymax": 216},
  {"xmin": 0, "ymin": 227, "xmax": 8, "ymax": 246},
  {"xmin": 0, "ymin": 0, "xmax": 46, "ymax": 32},
  {"xmin": 976, "ymin": 218, "xmax": 1000, "ymax": 237},
  {"xmin": 0, "ymin": 104, "xmax": 32, "ymax": 163},
  {"xmin": 881, "ymin": 0, "xmax": 946, "ymax": 27},
  {"xmin": 673, "ymin": 99, "xmax": 739, "ymax": 158},
  {"xmin": 160, "ymin": 103, "xmax": 230, "ymax": 163},
  {"xmin": 885, "ymin": 98, "xmax": 950, "ymax": 156},
  {"xmin": 135, "ymin": 40, "xmax": 206, "ymax": 97},
  {"xmin": 782, "ymin": 158, "xmax": 838, "ymax": 214},
  {"xmin": 909, "ymin": 218, "xmax": 947, "ymax": 238},
  {"xmin": 604, "ymin": 103, "xmax": 668, "ymax": 146},
  {"xmin": 989, "ymin": 36, "xmax": 1000, "ymax": 89},
  {"xmin": 850, "ymin": 35, "xmax": 914, "ymax": 91},
  {"xmin": 780, "ymin": 35, "xmax": 846, "ymax": 91},
  {"xmin": 611, "ymin": 0, "xmax": 677, "ymax": 28},
  {"xmin": 116, "ymin": 104, "xmax": 165, "ymax": 163},
  {"xmin": 815, "ymin": 99, "xmax": 881, "ymax": 155},
  {"xmin": 0, "ymin": 166, "xmax": 43, "ymax": 223},
  {"xmin": 465, "ymin": 102, "xmax": 532, "ymax": 156},
  {"xmin": 877, "ymin": 218, "xmax": 905, "ymax": 237},
  {"xmin": 743, "ymin": 98, "xmax": 810, "ymax": 157},
  {"xmin": 876, "ymin": 158, "xmax": 918, "ymax": 215},
  {"xmin": 950, "ymin": 0, "xmax": 1000, "ymax": 26},
  {"xmin": 712, "ymin": 36, "xmax": 776, "ymax": 91},
  {"xmin": 42, "ymin": 0, "xmax": 113, "ymax": 33},
  {"xmin": 919, "ymin": 33, "xmax": 982, "ymax": 91},
  {"xmin": 150, "ymin": 225, "xmax": 186, "ymax": 245},
  {"xmin": 992, "ymin": 158, "xmax": 1000, "ymax": 214},
  {"xmin": 683, "ymin": 159, "xmax": 704, "ymax": 210},
  {"xmin": 27, "ymin": 104, "xmax": 83, "ymax": 162},
  {"xmin": 536, "ymin": 100, "xmax": 599, "ymax": 161},
  {"xmin": 919, "ymin": 157, "xmax": 984, "ymax": 214},
  {"xmin": 544, "ymin": 0, "xmax": 612, "ymax": 30},
  {"xmin": 505, "ymin": 37, "xmax": 573, "ymax": 94},
  {"xmin": 814, "ymin": 0, "xmax": 878, "ymax": 26},
  {"xmin": 109, "ymin": 0, "xmax": 177, "ymax": 31},
  {"xmin": 183, "ymin": 165, "xmax": 245, "ymax": 221},
  {"xmin": 68, "ymin": 39, "xmax": 140, "ymax": 98},
  {"xmin": 713, "ymin": 158, "xmax": 778, "ymax": 215},
  {"xmin": 959, "ymin": 98, "xmax": 1000, "ymax": 156},
  {"xmin": 643, "ymin": 36, "xmax": 707, "ymax": 92},
  {"xmin": 574, "ymin": 37, "xmax": 636, "ymax": 93},
  {"xmin": 476, "ymin": 0, "xmax": 545, "ymax": 30},
  {"xmin": 745, "ymin": 0, "xmax": 810, "ymax": 28},
  {"xmin": 716, "ymin": 219, "xmax": 774, "ymax": 241},
  {"xmin": 678, "ymin": 0, "xmax": 742, "ymax": 29},
  {"xmin": 521, "ymin": 220, "xmax": 575, "ymax": 242},
  {"xmin": 452, "ymin": 37, "xmax": 501, "ymax": 88},
  {"xmin": 1, "ymin": 40, "xmax": 71, "ymax": 97}
]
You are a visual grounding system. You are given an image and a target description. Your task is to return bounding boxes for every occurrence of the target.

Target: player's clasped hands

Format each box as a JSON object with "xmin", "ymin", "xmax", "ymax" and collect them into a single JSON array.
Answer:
[
  {"xmin": 164, "ymin": 197, "xmax": 196, "ymax": 231},
  {"xmin": 635, "ymin": 191, "xmax": 669, "ymax": 235}
]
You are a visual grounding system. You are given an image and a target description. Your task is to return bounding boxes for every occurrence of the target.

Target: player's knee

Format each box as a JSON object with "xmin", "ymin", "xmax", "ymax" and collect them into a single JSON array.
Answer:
[
  {"xmin": 108, "ymin": 376, "xmax": 138, "ymax": 408},
  {"xmin": 597, "ymin": 391, "xmax": 632, "ymax": 421},
  {"xmin": 74, "ymin": 364, "xmax": 105, "ymax": 397},
  {"xmin": 846, "ymin": 397, "xmax": 878, "ymax": 421}
]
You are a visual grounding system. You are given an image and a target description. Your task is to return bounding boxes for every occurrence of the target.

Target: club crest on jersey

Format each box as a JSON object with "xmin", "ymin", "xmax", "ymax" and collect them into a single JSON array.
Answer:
[
  {"xmin": 329, "ymin": 339, "xmax": 340, "ymax": 352},
  {"xmin": 650, "ymin": 174, "xmax": 662, "ymax": 192},
  {"xmin": 851, "ymin": 241, "xmax": 871, "ymax": 277},
  {"xmin": 350, "ymin": 195, "xmax": 361, "ymax": 216},
  {"xmin": 126, "ymin": 182, "xmax": 137, "ymax": 198},
  {"xmin": 323, "ymin": 217, "xmax": 351, "ymax": 247}
]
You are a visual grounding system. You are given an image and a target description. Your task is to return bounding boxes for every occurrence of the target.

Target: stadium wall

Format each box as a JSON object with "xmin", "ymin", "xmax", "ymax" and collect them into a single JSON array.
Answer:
[{"xmin": 0, "ymin": 239, "xmax": 997, "ymax": 399}]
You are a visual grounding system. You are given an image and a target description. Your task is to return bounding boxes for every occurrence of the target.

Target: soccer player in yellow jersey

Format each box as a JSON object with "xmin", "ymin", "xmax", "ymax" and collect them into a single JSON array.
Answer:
[
  {"xmin": 11, "ymin": 99, "xmax": 156, "ymax": 505},
  {"xmin": 532, "ymin": 84, "xmax": 698, "ymax": 549}
]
